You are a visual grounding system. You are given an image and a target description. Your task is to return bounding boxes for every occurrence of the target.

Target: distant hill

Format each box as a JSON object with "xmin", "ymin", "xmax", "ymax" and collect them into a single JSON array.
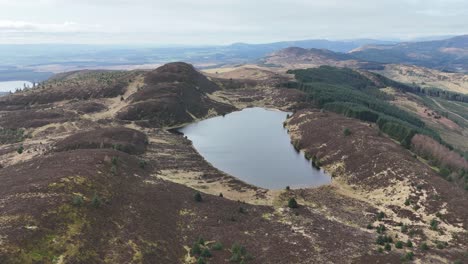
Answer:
[
  {"xmin": 260, "ymin": 47, "xmax": 384, "ymax": 70},
  {"xmin": 350, "ymin": 35, "xmax": 468, "ymax": 73},
  {"xmin": 0, "ymin": 39, "xmax": 395, "ymax": 77}
]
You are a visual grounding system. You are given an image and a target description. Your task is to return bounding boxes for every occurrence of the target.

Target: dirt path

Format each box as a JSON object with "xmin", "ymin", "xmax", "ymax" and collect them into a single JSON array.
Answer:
[
  {"xmin": 431, "ymin": 97, "xmax": 468, "ymax": 123},
  {"xmin": 85, "ymin": 75, "xmax": 144, "ymax": 120}
]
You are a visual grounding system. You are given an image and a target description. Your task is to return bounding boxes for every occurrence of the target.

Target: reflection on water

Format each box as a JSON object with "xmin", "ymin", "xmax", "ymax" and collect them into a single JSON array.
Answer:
[{"xmin": 179, "ymin": 107, "xmax": 331, "ymax": 189}]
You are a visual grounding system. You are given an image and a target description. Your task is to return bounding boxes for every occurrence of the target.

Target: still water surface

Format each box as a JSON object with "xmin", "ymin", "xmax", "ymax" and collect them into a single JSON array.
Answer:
[{"xmin": 178, "ymin": 107, "xmax": 331, "ymax": 189}]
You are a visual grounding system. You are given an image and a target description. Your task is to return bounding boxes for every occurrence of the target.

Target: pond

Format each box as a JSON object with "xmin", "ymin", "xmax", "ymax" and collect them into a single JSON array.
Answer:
[{"xmin": 178, "ymin": 107, "xmax": 331, "ymax": 189}]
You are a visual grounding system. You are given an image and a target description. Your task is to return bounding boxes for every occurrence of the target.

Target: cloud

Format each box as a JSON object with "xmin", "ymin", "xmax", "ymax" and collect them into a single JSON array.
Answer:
[
  {"xmin": 0, "ymin": 0, "xmax": 467, "ymax": 44},
  {"xmin": 0, "ymin": 20, "xmax": 101, "ymax": 33}
]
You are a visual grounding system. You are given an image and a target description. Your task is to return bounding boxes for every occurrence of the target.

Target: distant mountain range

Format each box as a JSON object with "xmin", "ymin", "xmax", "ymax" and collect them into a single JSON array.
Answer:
[
  {"xmin": 350, "ymin": 35, "xmax": 468, "ymax": 72},
  {"xmin": 0, "ymin": 35, "xmax": 467, "ymax": 82},
  {"xmin": 0, "ymin": 39, "xmax": 394, "ymax": 81}
]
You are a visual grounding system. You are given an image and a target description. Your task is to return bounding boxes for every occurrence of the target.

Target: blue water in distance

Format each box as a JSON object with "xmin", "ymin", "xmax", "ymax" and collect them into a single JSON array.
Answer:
[
  {"xmin": 0, "ymin": 81, "xmax": 34, "ymax": 93},
  {"xmin": 178, "ymin": 107, "xmax": 331, "ymax": 189}
]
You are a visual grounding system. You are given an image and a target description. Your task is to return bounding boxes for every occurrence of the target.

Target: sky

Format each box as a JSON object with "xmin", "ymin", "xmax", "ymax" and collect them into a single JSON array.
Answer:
[{"xmin": 0, "ymin": 0, "xmax": 467, "ymax": 45}]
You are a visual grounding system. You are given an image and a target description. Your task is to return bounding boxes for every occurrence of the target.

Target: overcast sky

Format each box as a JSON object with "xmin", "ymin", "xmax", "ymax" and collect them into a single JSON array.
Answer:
[{"xmin": 0, "ymin": 0, "xmax": 467, "ymax": 45}]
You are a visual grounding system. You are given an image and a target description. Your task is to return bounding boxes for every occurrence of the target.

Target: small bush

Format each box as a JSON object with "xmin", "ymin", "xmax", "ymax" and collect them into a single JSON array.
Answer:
[
  {"xmin": 91, "ymin": 194, "xmax": 102, "ymax": 208},
  {"xmin": 430, "ymin": 218, "xmax": 439, "ymax": 230},
  {"xmin": 435, "ymin": 241, "xmax": 447, "ymax": 249},
  {"xmin": 384, "ymin": 243, "xmax": 391, "ymax": 251},
  {"xmin": 406, "ymin": 240, "xmax": 413, "ymax": 248},
  {"xmin": 72, "ymin": 195, "xmax": 84, "ymax": 207},
  {"xmin": 420, "ymin": 242, "xmax": 429, "ymax": 251},
  {"xmin": 111, "ymin": 165, "xmax": 117, "ymax": 175},
  {"xmin": 238, "ymin": 207, "xmax": 246, "ymax": 214},
  {"xmin": 111, "ymin": 156, "xmax": 118, "ymax": 166},
  {"xmin": 191, "ymin": 243, "xmax": 202, "ymax": 255},
  {"xmin": 404, "ymin": 199, "xmax": 411, "ymax": 206},
  {"xmin": 285, "ymin": 186, "xmax": 290, "ymax": 191},
  {"xmin": 402, "ymin": 251, "xmax": 414, "ymax": 261},
  {"xmin": 230, "ymin": 243, "xmax": 251, "ymax": 263},
  {"xmin": 401, "ymin": 225, "xmax": 408, "ymax": 233},
  {"xmin": 200, "ymin": 248, "xmax": 212, "ymax": 258},
  {"xmin": 139, "ymin": 159, "xmax": 147, "ymax": 169},
  {"xmin": 343, "ymin": 128, "xmax": 351, "ymax": 136},
  {"xmin": 194, "ymin": 192, "xmax": 203, "ymax": 202},
  {"xmin": 439, "ymin": 167, "xmax": 451, "ymax": 178},
  {"xmin": 395, "ymin": 241, "xmax": 403, "ymax": 249},
  {"xmin": 288, "ymin": 198, "xmax": 298, "ymax": 209},
  {"xmin": 219, "ymin": 192, "xmax": 223, "ymax": 197},
  {"xmin": 377, "ymin": 211, "xmax": 385, "ymax": 221},
  {"xmin": 196, "ymin": 257, "xmax": 206, "ymax": 264},
  {"xmin": 376, "ymin": 224, "xmax": 386, "ymax": 234},
  {"xmin": 197, "ymin": 237, "xmax": 205, "ymax": 246},
  {"xmin": 17, "ymin": 145, "xmax": 24, "ymax": 154},
  {"xmin": 212, "ymin": 242, "xmax": 223, "ymax": 251},
  {"xmin": 366, "ymin": 224, "xmax": 373, "ymax": 229}
]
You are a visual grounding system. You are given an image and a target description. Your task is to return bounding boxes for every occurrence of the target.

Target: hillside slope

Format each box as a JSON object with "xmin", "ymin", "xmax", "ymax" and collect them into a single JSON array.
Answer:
[{"xmin": 0, "ymin": 62, "xmax": 466, "ymax": 263}]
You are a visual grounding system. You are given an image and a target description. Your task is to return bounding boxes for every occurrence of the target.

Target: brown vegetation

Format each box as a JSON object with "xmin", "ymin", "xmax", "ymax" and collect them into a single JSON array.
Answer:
[
  {"xmin": 54, "ymin": 127, "xmax": 148, "ymax": 154},
  {"xmin": 411, "ymin": 134, "xmax": 468, "ymax": 171}
]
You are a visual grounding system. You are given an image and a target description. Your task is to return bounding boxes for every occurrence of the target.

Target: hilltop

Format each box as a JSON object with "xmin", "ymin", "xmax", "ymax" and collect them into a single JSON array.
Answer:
[{"xmin": 260, "ymin": 47, "xmax": 384, "ymax": 70}]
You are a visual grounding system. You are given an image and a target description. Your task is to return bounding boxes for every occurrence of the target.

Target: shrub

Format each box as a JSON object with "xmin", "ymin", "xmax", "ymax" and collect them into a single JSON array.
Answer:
[
  {"xmin": 376, "ymin": 235, "xmax": 393, "ymax": 245},
  {"xmin": 72, "ymin": 195, "xmax": 84, "ymax": 207},
  {"xmin": 17, "ymin": 145, "xmax": 24, "ymax": 154},
  {"xmin": 435, "ymin": 241, "xmax": 447, "ymax": 249},
  {"xmin": 212, "ymin": 242, "xmax": 223, "ymax": 251},
  {"xmin": 191, "ymin": 243, "xmax": 202, "ymax": 255},
  {"xmin": 229, "ymin": 243, "xmax": 251, "ymax": 263},
  {"xmin": 377, "ymin": 211, "xmax": 385, "ymax": 221},
  {"xmin": 384, "ymin": 243, "xmax": 391, "ymax": 251},
  {"xmin": 201, "ymin": 248, "xmax": 212, "ymax": 258},
  {"xmin": 376, "ymin": 224, "xmax": 386, "ymax": 234},
  {"xmin": 406, "ymin": 240, "xmax": 413, "ymax": 248},
  {"xmin": 402, "ymin": 251, "xmax": 414, "ymax": 261},
  {"xmin": 194, "ymin": 192, "xmax": 203, "ymax": 202},
  {"xmin": 343, "ymin": 128, "xmax": 351, "ymax": 136},
  {"xmin": 420, "ymin": 242, "xmax": 429, "ymax": 250},
  {"xmin": 404, "ymin": 199, "xmax": 411, "ymax": 206},
  {"xmin": 285, "ymin": 186, "xmax": 290, "ymax": 191},
  {"xmin": 288, "ymin": 198, "xmax": 298, "ymax": 209},
  {"xmin": 196, "ymin": 257, "xmax": 206, "ymax": 264},
  {"xmin": 395, "ymin": 241, "xmax": 403, "ymax": 249},
  {"xmin": 238, "ymin": 207, "xmax": 246, "ymax": 214},
  {"xmin": 401, "ymin": 225, "xmax": 408, "ymax": 233},
  {"xmin": 111, "ymin": 165, "xmax": 117, "ymax": 175},
  {"xmin": 197, "ymin": 237, "xmax": 205, "ymax": 246},
  {"xmin": 91, "ymin": 194, "xmax": 102, "ymax": 208},
  {"xmin": 430, "ymin": 218, "xmax": 439, "ymax": 230},
  {"xmin": 366, "ymin": 224, "xmax": 373, "ymax": 229},
  {"xmin": 439, "ymin": 167, "xmax": 451, "ymax": 178},
  {"xmin": 139, "ymin": 159, "xmax": 147, "ymax": 169},
  {"xmin": 111, "ymin": 156, "xmax": 118, "ymax": 166},
  {"xmin": 219, "ymin": 193, "xmax": 223, "ymax": 197}
]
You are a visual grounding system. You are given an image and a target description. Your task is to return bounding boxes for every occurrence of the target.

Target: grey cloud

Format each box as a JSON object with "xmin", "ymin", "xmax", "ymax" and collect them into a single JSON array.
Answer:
[{"xmin": 0, "ymin": 0, "xmax": 466, "ymax": 44}]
